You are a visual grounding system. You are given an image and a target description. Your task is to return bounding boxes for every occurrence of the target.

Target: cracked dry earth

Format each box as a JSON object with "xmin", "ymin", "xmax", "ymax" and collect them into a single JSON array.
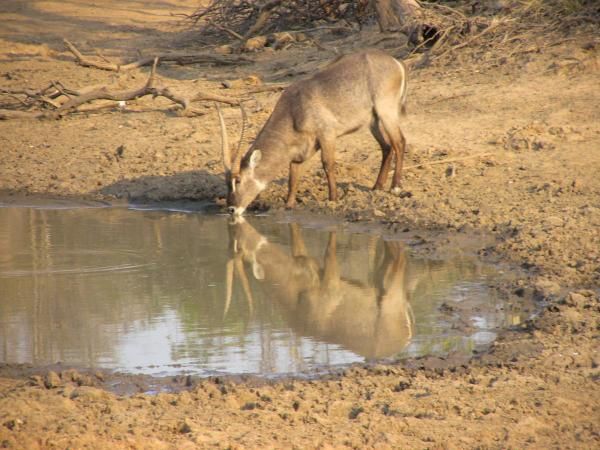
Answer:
[{"xmin": 0, "ymin": 0, "xmax": 599, "ymax": 448}]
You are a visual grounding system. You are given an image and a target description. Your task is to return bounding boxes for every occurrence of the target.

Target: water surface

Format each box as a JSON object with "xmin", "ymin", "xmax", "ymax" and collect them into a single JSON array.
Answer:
[{"xmin": 0, "ymin": 202, "xmax": 525, "ymax": 376}]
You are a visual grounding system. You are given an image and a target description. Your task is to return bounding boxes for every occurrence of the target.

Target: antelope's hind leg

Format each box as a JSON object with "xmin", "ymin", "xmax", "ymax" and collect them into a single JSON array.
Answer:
[
  {"xmin": 390, "ymin": 129, "xmax": 407, "ymax": 194},
  {"xmin": 376, "ymin": 113, "xmax": 406, "ymax": 194},
  {"xmin": 370, "ymin": 118, "xmax": 394, "ymax": 190}
]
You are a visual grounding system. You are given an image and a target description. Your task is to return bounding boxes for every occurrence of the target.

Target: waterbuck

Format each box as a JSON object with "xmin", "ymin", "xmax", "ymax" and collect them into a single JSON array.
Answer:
[{"xmin": 218, "ymin": 49, "xmax": 408, "ymax": 216}]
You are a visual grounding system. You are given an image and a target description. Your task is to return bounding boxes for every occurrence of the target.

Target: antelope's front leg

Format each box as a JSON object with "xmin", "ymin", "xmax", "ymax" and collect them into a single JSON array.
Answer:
[
  {"xmin": 319, "ymin": 137, "xmax": 337, "ymax": 201},
  {"xmin": 286, "ymin": 161, "xmax": 303, "ymax": 208}
]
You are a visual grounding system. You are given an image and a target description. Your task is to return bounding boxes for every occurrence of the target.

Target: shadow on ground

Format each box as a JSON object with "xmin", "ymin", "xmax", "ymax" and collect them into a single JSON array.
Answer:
[{"xmin": 96, "ymin": 170, "xmax": 225, "ymax": 202}]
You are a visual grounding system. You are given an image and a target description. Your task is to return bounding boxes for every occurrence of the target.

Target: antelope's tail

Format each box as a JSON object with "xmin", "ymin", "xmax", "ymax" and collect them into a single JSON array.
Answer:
[{"xmin": 396, "ymin": 58, "xmax": 408, "ymax": 116}]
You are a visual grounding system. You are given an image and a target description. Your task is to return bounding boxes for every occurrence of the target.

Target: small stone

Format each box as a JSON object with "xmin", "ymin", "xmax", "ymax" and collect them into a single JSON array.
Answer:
[
  {"xmin": 295, "ymin": 32, "xmax": 308, "ymax": 42},
  {"xmin": 69, "ymin": 386, "xmax": 110, "ymax": 400},
  {"xmin": 60, "ymin": 369, "xmax": 81, "ymax": 383},
  {"xmin": 243, "ymin": 36, "xmax": 267, "ymax": 52},
  {"xmin": 215, "ymin": 44, "xmax": 232, "ymax": 55},
  {"xmin": 241, "ymin": 402, "xmax": 257, "ymax": 411},
  {"xmin": 348, "ymin": 406, "xmax": 364, "ymax": 419},
  {"xmin": 29, "ymin": 375, "xmax": 44, "ymax": 387},
  {"xmin": 543, "ymin": 216, "xmax": 563, "ymax": 228},
  {"xmin": 571, "ymin": 179, "xmax": 581, "ymax": 191},
  {"xmin": 373, "ymin": 209, "xmax": 385, "ymax": 217},
  {"xmin": 393, "ymin": 379, "xmax": 411, "ymax": 392},
  {"xmin": 179, "ymin": 420, "xmax": 193, "ymax": 434},
  {"xmin": 115, "ymin": 145, "xmax": 125, "ymax": 159},
  {"xmin": 3, "ymin": 419, "xmax": 23, "ymax": 431},
  {"xmin": 267, "ymin": 32, "xmax": 295, "ymax": 50},
  {"xmin": 44, "ymin": 371, "xmax": 62, "ymax": 389}
]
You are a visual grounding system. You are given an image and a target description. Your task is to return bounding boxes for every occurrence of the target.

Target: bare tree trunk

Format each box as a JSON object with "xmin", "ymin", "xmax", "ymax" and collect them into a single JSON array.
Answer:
[
  {"xmin": 372, "ymin": 0, "xmax": 421, "ymax": 31},
  {"xmin": 372, "ymin": 0, "xmax": 422, "ymax": 35}
]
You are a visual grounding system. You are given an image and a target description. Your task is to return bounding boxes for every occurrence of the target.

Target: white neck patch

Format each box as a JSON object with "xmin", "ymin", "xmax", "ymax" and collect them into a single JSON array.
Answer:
[{"xmin": 254, "ymin": 177, "xmax": 267, "ymax": 192}]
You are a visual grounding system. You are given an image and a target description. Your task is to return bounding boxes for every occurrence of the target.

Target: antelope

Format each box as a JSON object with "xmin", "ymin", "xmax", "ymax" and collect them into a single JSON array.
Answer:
[
  {"xmin": 225, "ymin": 218, "xmax": 414, "ymax": 359},
  {"xmin": 218, "ymin": 49, "xmax": 408, "ymax": 216}
]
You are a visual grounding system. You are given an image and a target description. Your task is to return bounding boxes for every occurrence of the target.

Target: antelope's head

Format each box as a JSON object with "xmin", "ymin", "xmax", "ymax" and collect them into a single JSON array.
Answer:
[{"xmin": 217, "ymin": 104, "xmax": 266, "ymax": 216}]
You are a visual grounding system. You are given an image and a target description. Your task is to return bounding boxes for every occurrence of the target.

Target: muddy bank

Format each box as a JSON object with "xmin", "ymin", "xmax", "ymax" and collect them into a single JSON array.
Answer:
[{"xmin": 0, "ymin": 0, "xmax": 599, "ymax": 448}]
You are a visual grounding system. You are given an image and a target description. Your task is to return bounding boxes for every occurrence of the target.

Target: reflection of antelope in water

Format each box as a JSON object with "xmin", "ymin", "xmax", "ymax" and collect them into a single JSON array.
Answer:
[{"xmin": 225, "ymin": 219, "xmax": 414, "ymax": 359}]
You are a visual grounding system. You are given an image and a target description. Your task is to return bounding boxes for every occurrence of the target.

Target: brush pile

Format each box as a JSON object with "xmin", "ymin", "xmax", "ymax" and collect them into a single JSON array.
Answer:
[
  {"xmin": 187, "ymin": 0, "xmax": 372, "ymax": 40},
  {"xmin": 187, "ymin": 0, "xmax": 599, "ymax": 66}
]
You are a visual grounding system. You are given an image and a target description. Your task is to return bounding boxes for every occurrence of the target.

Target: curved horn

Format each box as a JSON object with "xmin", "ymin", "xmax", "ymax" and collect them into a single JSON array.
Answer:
[
  {"xmin": 224, "ymin": 258, "xmax": 234, "ymax": 319},
  {"xmin": 216, "ymin": 103, "xmax": 231, "ymax": 173},
  {"xmin": 232, "ymin": 103, "xmax": 248, "ymax": 175}
]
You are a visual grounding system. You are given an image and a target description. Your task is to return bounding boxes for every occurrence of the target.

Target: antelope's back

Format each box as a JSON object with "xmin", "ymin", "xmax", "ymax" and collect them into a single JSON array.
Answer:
[{"xmin": 280, "ymin": 50, "xmax": 406, "ymax": 131}]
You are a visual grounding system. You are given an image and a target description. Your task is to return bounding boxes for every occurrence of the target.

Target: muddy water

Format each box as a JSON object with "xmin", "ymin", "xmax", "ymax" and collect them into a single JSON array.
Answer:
[{"xmin": 0, "ymin": 201, "xmax": 526, "ymax": 377}]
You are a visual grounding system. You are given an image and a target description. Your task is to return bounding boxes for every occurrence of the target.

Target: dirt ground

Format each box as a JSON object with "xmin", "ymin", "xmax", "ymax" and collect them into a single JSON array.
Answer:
[{"xmin": 0, "ymin": 0, "xmax": 599, "ymax": 448}]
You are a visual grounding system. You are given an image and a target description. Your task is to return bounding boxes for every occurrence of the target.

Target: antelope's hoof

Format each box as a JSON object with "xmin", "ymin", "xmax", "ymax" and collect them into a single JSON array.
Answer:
[{"xmin": 391, "ymin": 186, "xmax": 403, "ymax": 196}]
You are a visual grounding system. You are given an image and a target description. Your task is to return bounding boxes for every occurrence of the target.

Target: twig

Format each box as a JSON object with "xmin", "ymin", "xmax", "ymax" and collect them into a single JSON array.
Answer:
[
  {"xmin": 310, "ymin": 38, "xmax": 338, "ymax": 54},
  {"xmin": 209, "ymin": 20, "xmax": 245, "ymax": 41},
  {"xmin": 295, "ymin": 25, "xmax": 353, "ymax": 33},
  {"xmin": 192, "ymin": 91, "xmax": 240, "ymax": 105},
  {"xmin": 246, "ymin": 83, "xmax": 288, "ymax": 94},
  {"xmin": 429, "ymin": 3, "xmax": 468, "ymax": 21},
  {"xmin": 433, "ymin": 20, "xmax": 504, "ymax": 60},
  {"xmin": 243, "ymin": 0, "xmax": 284, "ymax": 39},
  {"xmin": 95, "ymin": 50, "xmax": 112, "ymax": 64},
  {"xmin": 403, "ymin": 153, "xmax": 494, "ymax": 171},
  {"xmin": 64, "ymin": 39, "xmax": 253, "ymax": 72},
  {"xmin": 429, "ymin": 25, "xmax": 456, "ymax": 53},
  {"xmin": 424, "ymin": 92, "xmax": 472, "ymax": 105}
]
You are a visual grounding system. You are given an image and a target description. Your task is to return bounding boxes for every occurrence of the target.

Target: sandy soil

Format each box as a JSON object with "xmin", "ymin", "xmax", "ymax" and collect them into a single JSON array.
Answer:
[{"xmin": 0, "ymin": 1, "xmax": 599, "ymax": 448}]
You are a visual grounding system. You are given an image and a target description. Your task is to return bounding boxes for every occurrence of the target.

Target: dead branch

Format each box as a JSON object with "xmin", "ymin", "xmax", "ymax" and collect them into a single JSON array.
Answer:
[
  {"xmin": 432, "ymin": 19, "xmax": 504, "ymax": 61},
  {"xmin": 192, "ymin": 91, "xmax": 241, "ymax": 105},
  {"xmin": 208, "ymin": 21, "xmax": 245, "ymax": 41},
  {"xmin": 243, "ymin": 0, "xmax": 284, "ymax": 39},
  {"xmin": 245, "ymin": 83, "xmax": 289, "ymax": 94},
  {"xmin": 63, "ymin": 39, "xmax": 253, "ymax": 72},
  {"xmin": 0, "ymin": 109, "xmax": 45, "ymax": 120},
  {"xmin": 0, "ymin": 58, "xmax": 241, "ymax": 120}
]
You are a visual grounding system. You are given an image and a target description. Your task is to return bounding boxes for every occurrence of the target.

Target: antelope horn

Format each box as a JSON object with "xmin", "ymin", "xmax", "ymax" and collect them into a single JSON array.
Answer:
[
  {"xmin": 216, "ymin": 103, "xmax": 231, "ymax": 173},
  {"xmin": 224, "ymin": 258, "xmax": 234, "ymax": 318},
  {"xmin": 232, "ymin": 103, "xmax": 248, "ymax": 175}
]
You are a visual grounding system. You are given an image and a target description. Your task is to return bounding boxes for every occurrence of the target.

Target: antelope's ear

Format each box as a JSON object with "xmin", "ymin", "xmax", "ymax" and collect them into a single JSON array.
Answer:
[{"xmin": 249, "ymin": 150, "xmax": 262, "ymax": 169}]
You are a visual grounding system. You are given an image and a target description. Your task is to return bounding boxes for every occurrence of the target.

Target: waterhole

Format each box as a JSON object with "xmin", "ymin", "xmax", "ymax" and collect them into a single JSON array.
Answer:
[{"xmin": 0, "ymin": 200, "xmax": 528, "ymax": 377}]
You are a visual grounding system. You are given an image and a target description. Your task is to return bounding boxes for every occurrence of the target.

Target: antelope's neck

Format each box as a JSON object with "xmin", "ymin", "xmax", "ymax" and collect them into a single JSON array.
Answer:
[{"xmin": 251, "ymin": 137, "xmax": 287, "ymax": 184}]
